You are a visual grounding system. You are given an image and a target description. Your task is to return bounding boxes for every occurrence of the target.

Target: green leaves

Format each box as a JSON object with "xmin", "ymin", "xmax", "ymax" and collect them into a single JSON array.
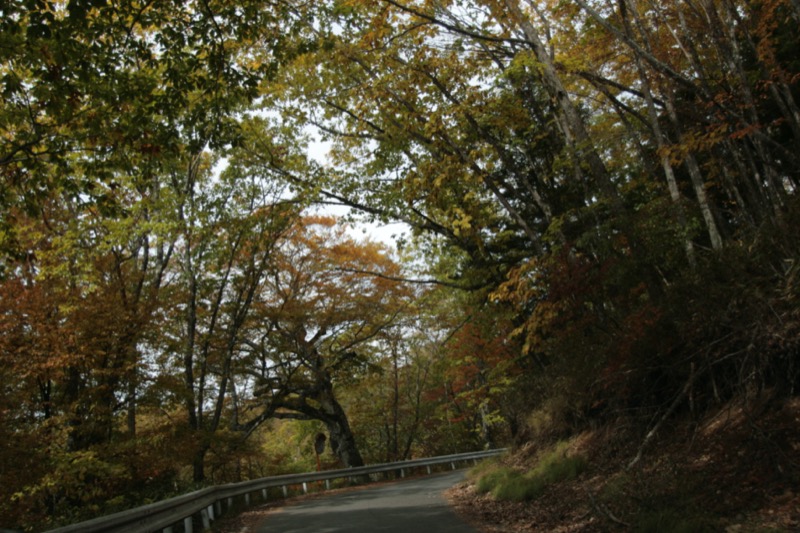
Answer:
[{"xmin": 1, "ymin": 0, "xmax": 799, "ymax": 527}]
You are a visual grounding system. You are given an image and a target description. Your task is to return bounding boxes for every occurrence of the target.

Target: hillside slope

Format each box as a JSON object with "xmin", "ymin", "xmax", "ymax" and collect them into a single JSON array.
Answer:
[{"xmin": 448, "ymin": 398, "xmax": 800, "ymax": 532}]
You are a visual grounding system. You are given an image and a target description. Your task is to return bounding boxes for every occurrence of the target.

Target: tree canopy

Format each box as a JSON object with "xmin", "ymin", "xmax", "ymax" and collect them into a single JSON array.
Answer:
[{"xmin": 1, "ymin": 0, "xmax": 798, "ymax": 530}]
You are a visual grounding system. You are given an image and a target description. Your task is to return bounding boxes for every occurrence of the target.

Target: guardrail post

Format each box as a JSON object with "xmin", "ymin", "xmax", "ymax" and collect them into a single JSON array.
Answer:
[
  {"xmin": 325, "ymin": 479, "xmax": 331, "ymax": 490},
  {"xmin": 163, "ymin": 526, "xmax": 173, "ymax": 533},
  {"xmin": 302, "ymin": 482, "xmax": 308, "ymax": 494},
  {"xmin": 400, "ymin": 468, "xmax": 405, "ymax": 478},
  {"xmin": 215, "ymin": 501, "xmax": 222, "ymax": 517},
  {"xmin": 227, "ymin": 497, "xmax": 233, "ymax": 509},
  {"xmin": 262, "ymin": 488, "xmax": 268, "ymax": 500},
  {"xmin": 426, "ymin": 465, "xmax": 432, "ymax": 475},
  {"xmin": 450, "ymin": 462, "xmax": 456, "ymax": 470},
  {"xmin": 282, "ymin": 485, "xmax": 288, "ymax": 497},
  {"xmin": 201, "ymin": 508, "xmax": 211, "ymax": 529},
  {"xmin": 184, "ymin": 516, "xmax": 193, "ymax": 533},
  {"xmin": 245, "ymin": 493, "xmax": 251, "ymax": 506}
]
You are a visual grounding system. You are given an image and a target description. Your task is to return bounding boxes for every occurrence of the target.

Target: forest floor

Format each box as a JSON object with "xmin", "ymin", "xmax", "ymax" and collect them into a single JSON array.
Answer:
[{"xmin": 446, "ymin": 397, "xmax": 800, "ymax": 532}]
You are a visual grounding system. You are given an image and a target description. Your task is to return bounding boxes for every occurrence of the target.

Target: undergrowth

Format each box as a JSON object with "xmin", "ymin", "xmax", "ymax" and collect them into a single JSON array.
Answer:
[
  {"xmin": 600, "ymin": 468, "xmax": 720, "ymax": 532},
  {"xmin": 471, "ymin": 441, "xmax": 586, "ymax": 502}
]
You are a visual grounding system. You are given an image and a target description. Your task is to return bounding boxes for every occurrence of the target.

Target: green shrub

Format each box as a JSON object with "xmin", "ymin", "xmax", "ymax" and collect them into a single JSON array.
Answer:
[
  {"xmin": 530, "ymin": 446, "xmax": 587, "ymax": 485},
  {"xmin": 491, "ymin": 470, "xmax": 546, "ymax": 501},
  {"xmin": 473, "ymin": 441, "xmax": 587, "ymax": 502},
  {"xmin": 468, "ymin": 457, "xmax": 501, "ymax": 478},
  {"xmin": 474, "ymin": 465, "xmax": 515, "ymax": 494}
]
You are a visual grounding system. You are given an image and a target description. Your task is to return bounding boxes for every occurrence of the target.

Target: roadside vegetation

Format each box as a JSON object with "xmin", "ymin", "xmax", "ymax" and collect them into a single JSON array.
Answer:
[
  {"xmin": 473, "ymin": 441, "xmax": 587, "ymax": 502},
  {"xmin": 2, "ymin": 0, "xmax": 799, "ymax": 531},
  {"xmin": 452, "ymin": 396, "xmax": 800, "ymax": 531}
]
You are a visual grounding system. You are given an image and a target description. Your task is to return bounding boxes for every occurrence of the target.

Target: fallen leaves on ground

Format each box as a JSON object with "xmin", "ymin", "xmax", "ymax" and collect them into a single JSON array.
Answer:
[{"xmin": 447, "ymin": 398, "xmax": 800, "ymax": 532}]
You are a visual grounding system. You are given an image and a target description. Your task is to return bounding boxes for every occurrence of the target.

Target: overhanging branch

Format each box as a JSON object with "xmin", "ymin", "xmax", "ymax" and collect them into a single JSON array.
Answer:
[{"xmin": 333, "ymin": 266, "xmax": 488, "ymax": 291}]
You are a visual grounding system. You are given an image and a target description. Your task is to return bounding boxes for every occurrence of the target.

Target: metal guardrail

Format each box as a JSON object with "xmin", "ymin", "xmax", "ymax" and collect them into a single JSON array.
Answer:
[{"xmin": 45, "ymin": 448, "xmax": 506, "ymax": 533}]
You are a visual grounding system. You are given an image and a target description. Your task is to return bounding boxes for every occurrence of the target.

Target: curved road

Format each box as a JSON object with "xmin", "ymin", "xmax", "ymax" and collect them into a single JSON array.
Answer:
[{"xmin": 256, "ymin": 470, "xmax": 478, "ymax": 533}]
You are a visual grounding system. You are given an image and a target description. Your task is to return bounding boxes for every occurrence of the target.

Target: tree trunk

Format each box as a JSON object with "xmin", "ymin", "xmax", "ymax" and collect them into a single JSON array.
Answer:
[
  {"xmin": 319, "ymin": 387, "xmax": 365, "ymax": 468},
  {"xmin": 619, "ymin": 0, "xmax": 697, "ymax": 264},
  {"xmin": 503, "ymin": 0, "xmax": 617, "ymax": 202},
  {"xmin": 127, "ymin": 372, "xmax": 136, "ymax": 437},
  {"xmin": 192, "ymin": 445, "xmax": 208, "ymax": 483}
]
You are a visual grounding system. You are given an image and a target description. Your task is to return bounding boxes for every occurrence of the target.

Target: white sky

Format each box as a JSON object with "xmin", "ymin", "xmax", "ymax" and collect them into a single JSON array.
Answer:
[{"xmin": 307, "ymin": 137, "xmax": 411, "ymax": 248}]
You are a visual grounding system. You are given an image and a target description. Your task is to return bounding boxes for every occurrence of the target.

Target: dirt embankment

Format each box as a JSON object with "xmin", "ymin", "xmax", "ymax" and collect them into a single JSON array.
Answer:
[{"xmin": 446, "ymin": 398, "xmax": 800, "ymax": 532}]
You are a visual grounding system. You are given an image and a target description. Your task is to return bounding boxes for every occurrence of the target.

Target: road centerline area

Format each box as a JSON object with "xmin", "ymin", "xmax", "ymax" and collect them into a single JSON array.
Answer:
[{"xmin": 256, "ymin": 471, "xmax": 478, "ymax": 533}]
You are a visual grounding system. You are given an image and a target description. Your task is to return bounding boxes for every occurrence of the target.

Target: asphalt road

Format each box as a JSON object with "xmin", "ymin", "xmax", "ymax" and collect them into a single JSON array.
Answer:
[{"xmin": 256, "ymin": 470, "xmax": 478, "ymax": 533}]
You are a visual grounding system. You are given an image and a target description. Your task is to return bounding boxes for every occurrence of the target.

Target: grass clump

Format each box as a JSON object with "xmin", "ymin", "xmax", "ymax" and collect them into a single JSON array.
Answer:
[
  {"xmin": 472, "ymin": 441, "xmax": 587, "ymax": 502},
  {"xmin": 474, "ymin": 466, "xmax": 518, "ymax": 495}
]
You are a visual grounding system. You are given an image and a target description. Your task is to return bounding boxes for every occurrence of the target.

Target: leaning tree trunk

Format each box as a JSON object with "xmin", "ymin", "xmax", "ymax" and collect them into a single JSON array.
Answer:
[{"xmin": 318, "ymin": 384, "xmax": 365, "ymax": 468}]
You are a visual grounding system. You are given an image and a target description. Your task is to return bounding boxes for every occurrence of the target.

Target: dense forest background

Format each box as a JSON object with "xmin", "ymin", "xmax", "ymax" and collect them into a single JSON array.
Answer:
[{"xmin": 1, "ymin": 0, "xmax": 798, "ymax": 530}]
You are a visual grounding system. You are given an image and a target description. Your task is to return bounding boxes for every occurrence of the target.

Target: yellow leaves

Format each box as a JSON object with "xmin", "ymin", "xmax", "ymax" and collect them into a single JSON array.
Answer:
[
  {"xmin": 658, "ymin": 124, "xmax": 728, "ymax": 165},
  {"xmin": 555, "ymin": 47, "xmax": 593, "ymax": 74},
  {"xmin": 491, "ymin": 258, "xmax": 540, "ymax": 305},
  {"xmin": 450, "ymin": 207, "xmax": 473, "ymax": 237},
  {"xmin": 490, "ymin": 257, "xmax": 567, "ymax": 356},
  {"xmin": 504, "ymin": 50, "xmax": 544, "ymax": 81},
  {"xmin": 269, "ymin": 214, "xmax": 409, "ymax": 318},
  {"xmin": 362, "ymin": 15, "xmax": 393, "ymax": 49},
  {"xmin": 339, "ymin": 0, "xmax": 376, "ymax": 8}
]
